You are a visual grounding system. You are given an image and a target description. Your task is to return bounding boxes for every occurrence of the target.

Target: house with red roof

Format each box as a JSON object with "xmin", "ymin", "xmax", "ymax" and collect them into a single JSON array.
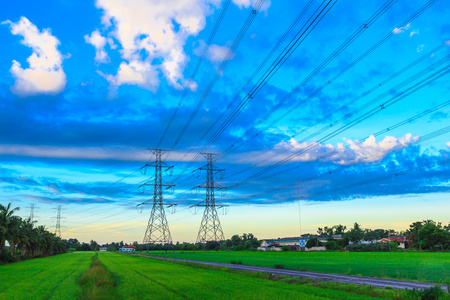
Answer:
[{"xmin": 378, "ymin": 235, "xmax": 408, "ymax": 249}]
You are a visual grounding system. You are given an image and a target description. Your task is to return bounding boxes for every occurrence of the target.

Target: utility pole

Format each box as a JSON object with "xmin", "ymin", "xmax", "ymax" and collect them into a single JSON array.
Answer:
[
  {"xmin": 140, "ymin": 149, "xmax": 175, "ymax": 252},
  {"xmin": 191, "ymin": 153, "xmax": 228, "ymax": 249},
  {"xmin": 55, "ymin": 205, "xmax": 62, "ymax": 237}
]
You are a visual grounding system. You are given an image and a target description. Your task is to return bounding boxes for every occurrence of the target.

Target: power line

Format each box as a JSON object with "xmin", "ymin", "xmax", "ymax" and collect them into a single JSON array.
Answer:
[
  {"xmin": 169, "ymin": 0, "xmax": 266, "ymax": 151},
  {"xmin": 227, "ymin": 58, "xmax": 450, "ymax": 188},
  {"xmin": 172, "ymin": 0, "xmax": 337, "ymax": 184},
  {"xmin": 156, "ymin": 0, "xmax": 232, "ymax": 148},
  {"xmin": 221, "ymin": 0, "xmax": 438, "ymax": 158},
  {"xmin": 238, "ymin": 123, "xmax": 450, "ymax": 201}
]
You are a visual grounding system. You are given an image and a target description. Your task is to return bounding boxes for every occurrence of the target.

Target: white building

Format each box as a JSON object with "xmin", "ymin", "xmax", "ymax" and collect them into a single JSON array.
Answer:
[
  {"xmin": 119, "ymin": 245, "xmax": 137, "ymax": 252},
  {"xmin": 99, "ymin": 247, "xmax": 107, "ymax": 252}
]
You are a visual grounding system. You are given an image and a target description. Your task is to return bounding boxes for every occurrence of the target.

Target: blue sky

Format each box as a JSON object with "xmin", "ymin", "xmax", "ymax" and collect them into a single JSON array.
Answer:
[{"xmin": 0, "ymin": 0, "xmax": 449, "ymax": 243}]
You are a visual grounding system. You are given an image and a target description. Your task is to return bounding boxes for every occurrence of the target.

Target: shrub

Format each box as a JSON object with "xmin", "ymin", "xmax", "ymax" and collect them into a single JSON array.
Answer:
[
  {"xmin": 0, "ymin": 251, "xmax": 15, "ymax": 263},
  {"xmin": 274, "ymin": 264, "xmax": 285, "ymax": 269},
  {"xmin": 324, "ymin": 240, "xmax": 339, "ymax": 250},
  {"xmin": 346, "ymin": 242, "xmax": 396, "ymax": 252},
  {"xmin": 306, "ymin": 238, "xmax": 323, "ymax": 249},
  {"xmin": 281, "ymin": 245, "xmax": 289, "ymax": 252},
  {"xmin": 405, "ymin": 285, "xmax": 445, "ymax": 300},
  {"xmin": 230, "ymin": 260, "xmax": 243, "ymax": 265}
]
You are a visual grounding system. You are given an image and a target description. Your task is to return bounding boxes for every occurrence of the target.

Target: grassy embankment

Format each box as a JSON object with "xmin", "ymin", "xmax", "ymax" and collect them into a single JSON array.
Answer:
[
  {"xmin": 0, "ymin": 252, "xmax": 91, "ymax": 299},
  {"xmin": 78, "ymin": 253, "xmax": 117, "ymax": 300},
  {"xmin": 139, "ymin": 250, "xmax": 450, "ymax": 283}
]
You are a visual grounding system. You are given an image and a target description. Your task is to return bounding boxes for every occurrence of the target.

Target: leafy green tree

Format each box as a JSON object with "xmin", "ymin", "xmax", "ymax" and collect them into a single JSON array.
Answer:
[
  {"xmin": 305, "ymin": 238, "xmax": 322, "ymax": 249},
  {"xmin": 418, "ymin": 223, "xmax": 449, "ymax": 251},
  {"xmin": 406, "ymin": 221, "xmax": 423, "ymax": 248},
  {"xmin": 333, "ymin": 224, "xmax": 347, "ymax": 235},
  {"xmin": 345, "ymin": 223, "xmax": 364, "ymax": 244},
  {"xmin": 230, "ymin": 234, "xmax": 242, "ymax": 246},
  {"xmin": 324, "ymin": 240, "xmax": 339, "ymax": 250},
  {"xmin": 363, "ymin": 229, "xmax": 379, "ymax": 243}
]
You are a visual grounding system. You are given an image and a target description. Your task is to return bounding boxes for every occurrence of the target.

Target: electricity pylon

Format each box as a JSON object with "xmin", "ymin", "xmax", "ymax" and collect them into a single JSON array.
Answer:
[
  {"xmin": 191, "ymin": 153, "xmax": 228, "ymax": 246},
  {"xmin": 55, "ymin": 205, "xmax": 62, "ymax": 237},
  {"xmin": 29, "ymin": 203, "xmax": 35, "ymax": 222},
  {"xmin": 139, "ymin": 149, "xmax": 175, "ymax": 251}
]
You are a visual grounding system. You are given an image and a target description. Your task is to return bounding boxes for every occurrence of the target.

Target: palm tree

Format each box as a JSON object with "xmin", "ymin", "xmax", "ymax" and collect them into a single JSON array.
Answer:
[
  {"xmin": 0, "ymin": 203, "xmax": 20, "ymax": 253},
  {"xmin": 6, "ymin": 216, "xmax": 22, "ymax": 255},
  {"xmin": 1, "ymin": 202, "xmax": 66, "ymax": 260}
]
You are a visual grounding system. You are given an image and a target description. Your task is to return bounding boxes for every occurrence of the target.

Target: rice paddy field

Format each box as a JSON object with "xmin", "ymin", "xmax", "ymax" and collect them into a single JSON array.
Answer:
[
  {"xmin": 141, "ymin": 250, "xmax": 450, "ymax": 283},
  {"xmin": 0, "ymin": 251, "xmax": 421, "ymax": 300},
  {"xmin": 0, "ymin": 252, "xmax": 92, "ymax": 299}
]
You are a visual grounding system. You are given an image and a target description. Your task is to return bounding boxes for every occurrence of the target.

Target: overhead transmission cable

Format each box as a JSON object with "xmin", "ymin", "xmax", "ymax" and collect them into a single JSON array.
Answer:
[
  {"xmin": 156, "ymin": 0, "xmax": 232, "ymax": 148},
  {"xmin": 168, "ymin": 0, "xmax": 266, "ymax": 152},
  {"xmin": 223, "ymin": 52, "xmax": 450, "ymax": 180},
  {"xmin": 173, "ymin": 0, "xmax": 338, "ymax": 183},
  {"xmin": 228, "ymin": 60, "xmax": 450, "ymax": 188},
  {"xmin": 221, "ymin": 0, "xmax": 439, "ymax": 158},
  {"xmin": 239, "ymin": 122, "xmax": 450, "ymax": 201}
]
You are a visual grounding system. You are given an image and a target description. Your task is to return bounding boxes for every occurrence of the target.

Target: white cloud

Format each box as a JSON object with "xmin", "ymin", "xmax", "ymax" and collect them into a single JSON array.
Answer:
[
  {"xmin": 0, "ymin": 144, "xmax": 200, "ymax": 162},
  {"xmin": 393, "ymin": 23, "xmax": 411, "ymax": 34},
  {"xmin": 84, "ymin": 29, "xmax": 109, "ymax": 63},
  {"xmin": 2, "ymin": 17, "xmax": 66, "ymax": 96},
  {"xmin": 88, "ymin": 0, "xmax": 270, "ymax": 93},
  {"xmin": 446, "ymin": 142, "xmax": 450, "ymax": 148},
  {"xmin": 417, "ymin": 44, "xmax": 424, "ymax": 53},
  {"xmin": 88, "ymin": 0, "xmax": 219, "ymax": 92},
  {"xmin": 193, "ymin": 40, "xmax": 234, "ymax": 63},
  {"xmin": 410, "ymin": 30, "xmax": 419, "ymax": 37},
  {"xmin": 207, "ymin": 43, "xmax": 234, "ymax": 63},
  {"xmin": 232, "ymin": 0, "xmax": 271, "ymax": 11},
  {"xmin": 251, "ymin": 134, "xmax": 416, "ymax": 166}
]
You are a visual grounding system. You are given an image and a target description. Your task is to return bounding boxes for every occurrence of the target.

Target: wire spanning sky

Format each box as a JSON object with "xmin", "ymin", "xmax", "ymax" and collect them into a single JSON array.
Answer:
[{"xmin": 0, "ymin": 0, "xmax": 449, "ymax": 243}]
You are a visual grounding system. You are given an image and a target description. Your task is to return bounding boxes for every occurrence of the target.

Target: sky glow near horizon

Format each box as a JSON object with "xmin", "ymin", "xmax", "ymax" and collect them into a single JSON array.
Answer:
[{"xmin": 0, "ymin": 0, "xmax": 449, "ymax": 243}]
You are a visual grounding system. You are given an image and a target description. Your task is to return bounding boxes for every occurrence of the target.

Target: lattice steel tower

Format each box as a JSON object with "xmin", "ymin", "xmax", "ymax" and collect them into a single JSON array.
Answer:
[
  {"xmin": 55, "ymin": 205, "xmax": 62, "ymax": 237},
  {"xmin": 140, "ymin": 149, "xmax": 175, "ymax": 248},
  {"xmin": 191, "ymin": 153, "xmax": 227, "ymax": 244},
  {"xmin": 29, "ymin": 203, "xmax": 35, "ymax": 222}
]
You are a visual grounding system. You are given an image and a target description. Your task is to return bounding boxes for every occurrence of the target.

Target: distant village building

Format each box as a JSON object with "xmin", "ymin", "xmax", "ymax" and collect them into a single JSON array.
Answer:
[
  {"xmin": 378, "ymin": 235, "xmax": 407, "ymax": 249},
  {"xmin": 258, "ymin": 235, "xmax": 342, "ymax": 251},
  {"xmin": 118, "ymin": 245, "xmax": 137, "ymax": 252},
  {"xmin": 99, "ymin": 247, "xmax": 107, "ymax": 252}
]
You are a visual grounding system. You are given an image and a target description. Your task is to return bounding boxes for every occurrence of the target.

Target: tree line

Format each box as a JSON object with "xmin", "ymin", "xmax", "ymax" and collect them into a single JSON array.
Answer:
[
  {"xmin": 68, "ymin": 233, "xmax": 261, "ymax": 252},
  {"xmin": 0, "ymin": 203, "xmax": 66, "ymax": 263},
  {"xmin": 306, "ymin": 220, "xmax": 450, "ymax": 251}
]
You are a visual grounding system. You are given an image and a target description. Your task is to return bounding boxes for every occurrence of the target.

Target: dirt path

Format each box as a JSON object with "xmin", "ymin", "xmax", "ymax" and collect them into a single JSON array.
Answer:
[{"xmin": 143, "ymin": 255, "xmax": 448, "ymax": 292}]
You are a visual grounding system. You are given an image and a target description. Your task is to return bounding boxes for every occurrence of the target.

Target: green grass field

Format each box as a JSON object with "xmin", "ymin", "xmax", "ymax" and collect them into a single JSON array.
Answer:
[
  {"xmin": 0, "ymin": 251, "xmax": 410, "ymax": 300},
  {"xmin": 98, "ymin": 252, "xmax": 384, "ymax": 299},
  {"xmin": 0, "ymin": 252, "xmax": 92, "ymax": 300},
  {"xmin": 140, "ymin": 250, "xmax": 450, "ymax": 283}
]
